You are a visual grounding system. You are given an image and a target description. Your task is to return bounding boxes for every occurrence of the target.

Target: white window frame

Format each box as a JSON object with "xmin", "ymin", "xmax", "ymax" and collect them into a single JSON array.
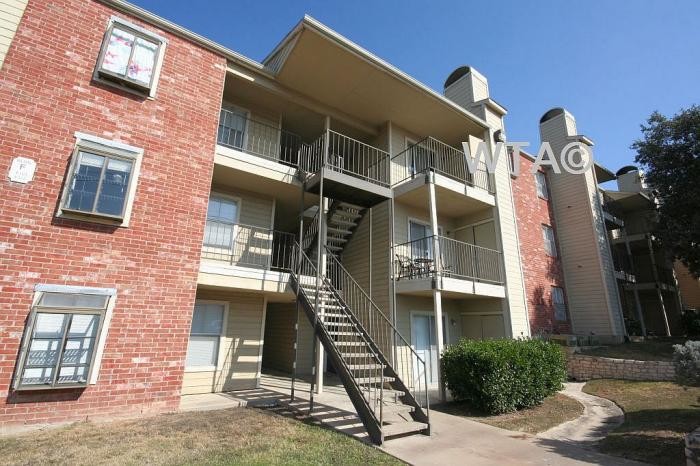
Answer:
[
  {"xmin": 57, "ymin": 132, "xmax": 143, "ymax": 227},
  {"xmin": 551, "ymin": 286, "xmax": 567, "ymax": 321},
  {"xmin": 542, "ymin": 224, "xmax": 557, "ymax": 257},
  {"xmin": 218, "ymin": 103, "xmax": 251, "ymax": 151},
  {"xmin": 185, "ymin": 300, "xmax": 228, "ymax": 373},
  {"xmin": 203, "ymin": 193, "xmax": 241, "ymax": 251},
  {"xmin": 93, "ymin": 16, "xmax": 167, "ymax": 99},
  {"xmin": 535, "ymin": 171, "xmax": 549, "ymax": 199},
  {"xmin": 13, "ymin": 285, "xmax": 116, "ymax": 391}
]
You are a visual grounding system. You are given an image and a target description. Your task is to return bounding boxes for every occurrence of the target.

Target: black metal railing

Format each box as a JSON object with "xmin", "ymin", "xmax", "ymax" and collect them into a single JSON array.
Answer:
[
  {"xmin": 201, "ymin": 220, "xmax": 296, "ymax": 271},
  {"xmin": 391, "ymin": 137, "xmax": 493, "ymax": 193},
  {"xmin": 217, "ymin": 108, "xmax": 304, "ymax": 168},
  {"xmin": 300, "ymin": 129, "xmax": 391, "ymax": 187},
  {"xmin": 394, "ymin": 235, "xmax": 504, "ymax": 285}
]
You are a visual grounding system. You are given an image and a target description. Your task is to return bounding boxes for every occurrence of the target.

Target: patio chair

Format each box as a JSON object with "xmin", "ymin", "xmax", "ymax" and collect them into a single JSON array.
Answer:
[{"xmin": 395, "ymin": 254, "xmax": 418, "ymax": 280}]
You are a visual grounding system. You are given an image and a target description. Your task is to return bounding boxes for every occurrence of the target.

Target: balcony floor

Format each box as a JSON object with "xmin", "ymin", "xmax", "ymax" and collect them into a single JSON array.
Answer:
[
  {"xmin": 395, "ymin": 275, "xmax": 505, "ymax": 298},
  {"xmin": 305, "ymin": 168, "xmax": 392, "ymax": 208}
]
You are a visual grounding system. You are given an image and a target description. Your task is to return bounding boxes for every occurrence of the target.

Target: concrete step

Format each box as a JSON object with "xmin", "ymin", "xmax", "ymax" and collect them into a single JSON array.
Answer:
[
  {"xmin": 334, "ymin": 341, "xmax": 367, "ymax": 347},
  {"xmin": 354, "ymin": 376, "xmax": 395, "ymax": 385},
  {"xmin": 378, "ymin": 403, "xmax": 414, "ymax": 416},
  {"xmin": 382, "ymin": 421, "xmax": 429, "ymax": 439},
  {"xmin": 347, "ymin": 363, "xmax": 385, "ymax": 370}
]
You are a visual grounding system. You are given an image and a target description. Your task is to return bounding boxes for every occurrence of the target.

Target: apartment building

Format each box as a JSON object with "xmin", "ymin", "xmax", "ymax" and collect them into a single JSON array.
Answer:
[
  {"xmin": 599, "ymin": 167, "xmax": 684, "ymax": 336},
  {"xmin": 0, "ymin": 0, "xmax": 537, "ymax": 442}
]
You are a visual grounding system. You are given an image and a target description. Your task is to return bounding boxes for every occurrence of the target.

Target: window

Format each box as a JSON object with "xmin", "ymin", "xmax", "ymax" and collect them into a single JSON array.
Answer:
[
  {"xmin": 14, "ymin": 287, "xmax": 114, "ymax": 390},
  {"xmin": 204, "ymin": 196, "xmax": 239, "ymax": 249},
  {"xmin": 95, "ymin": 18, "xmax": 166, "ymax": 97},
  {"xmin": 542, "ymin": 225, "xmax": 557, "ymax": 256},
  {"xmin": 59, "ymin": 133, "xmax": 143, "ymax": 225},
  {"xmin": 552, "ymin": 286, "xmax": 567, "ymax": 321},
  {"xmin": 186, "ymin": 303, "xmax": 225, "ymax": 370},
  {"xmin": 535, "ymin": 171, "xmax": 548, "ymax": 199},
  {"xmin": 217, "ymin": 106, "xmax": 248, "ymax": 149}
]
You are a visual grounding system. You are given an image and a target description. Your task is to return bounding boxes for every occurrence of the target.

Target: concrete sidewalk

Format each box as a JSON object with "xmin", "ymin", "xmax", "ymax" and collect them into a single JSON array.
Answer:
[{"xmin": 382, "ymin": 409, "xmax": 642, "ymax": 466}]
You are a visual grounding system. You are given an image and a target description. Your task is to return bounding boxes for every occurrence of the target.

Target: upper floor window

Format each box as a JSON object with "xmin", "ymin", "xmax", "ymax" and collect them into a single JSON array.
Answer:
[
  {"xmin": 14, "ymin": 286, "xmax": 115, "ymax": 390},
  {"xmin": 95, "ymin": 18, "xmax": 167, "ymax": 97},
  {"xmin": 535, "ymin": 171, "xmax": 548, "ymax": 199},
  {"xmin": 58, "ymin": 133, "xmax": 143, "ymax": 226},
  {"xmin": 551, "ymin": 286, "xmax": 567, "ymax": 321},
  {"xmin": 204, "ymin": 195, "xmax": 239, "ymax": 249},
  {"xmin": 542, "ymin": 224, "xmax": 557, "ymax": 257}
]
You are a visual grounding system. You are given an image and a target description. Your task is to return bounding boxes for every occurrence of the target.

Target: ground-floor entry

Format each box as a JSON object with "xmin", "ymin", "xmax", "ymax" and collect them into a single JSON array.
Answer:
[{"xmin": 411, "ymin": 313, "xmax": 447, "ymax": 386}]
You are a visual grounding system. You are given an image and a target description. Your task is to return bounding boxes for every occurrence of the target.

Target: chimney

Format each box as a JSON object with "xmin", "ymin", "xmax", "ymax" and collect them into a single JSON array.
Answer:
[
  {"xmin": 615, "ymin": 166, "xmax": 648, "ymax": 194},
  {"xmin": 443, "ymin": 66, "xmax": 489, "ymax": 109}
]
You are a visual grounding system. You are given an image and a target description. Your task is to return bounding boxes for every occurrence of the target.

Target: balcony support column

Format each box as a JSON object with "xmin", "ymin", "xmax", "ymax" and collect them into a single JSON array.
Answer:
[{"xmin": 428, "ymin": 180, "xmax": 446, "ymax": 402}]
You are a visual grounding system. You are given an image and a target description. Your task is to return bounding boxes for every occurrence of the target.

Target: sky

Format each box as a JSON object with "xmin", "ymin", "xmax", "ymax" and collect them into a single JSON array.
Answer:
[{"xmin": 131, "ymin": 0, "xmax": 700, "ymax": 172}]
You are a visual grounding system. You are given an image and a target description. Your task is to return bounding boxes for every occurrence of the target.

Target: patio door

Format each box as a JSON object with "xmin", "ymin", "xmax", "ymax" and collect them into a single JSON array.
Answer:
[
  {"xmin": 411, "ymin": 313, "xmax": 447, "ymax": 386},
  {"xmin": 409, "ymin": 221, "xmax": 434, "ymax": 260}
]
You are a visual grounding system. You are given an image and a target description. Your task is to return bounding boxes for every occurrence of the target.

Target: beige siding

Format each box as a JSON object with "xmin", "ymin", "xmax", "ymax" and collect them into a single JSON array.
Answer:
[
  {"xmin": 262, "ymin": 302, "xmax": 314, "ymax": 375},
  {"xmin": 540, "ymin": 113, "xmax": 624, "ymax": 336},
  {"xmin": 0, "ymin": 0, "xmax": 27, "ymax": 71},
  {"xmin": 182, "ymin": 291, "xmax": 265, "ymax": 395}
]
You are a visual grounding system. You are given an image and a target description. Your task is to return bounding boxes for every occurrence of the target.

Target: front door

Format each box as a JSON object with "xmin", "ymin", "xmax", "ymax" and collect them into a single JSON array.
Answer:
[{"xmin": 411, "ymin": 313, "xmax": 447, "ymax": 386}]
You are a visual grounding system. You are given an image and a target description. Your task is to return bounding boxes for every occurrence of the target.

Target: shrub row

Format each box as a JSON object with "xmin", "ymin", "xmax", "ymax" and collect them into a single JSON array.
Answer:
[{"xmin": 441, "ymin": 338, "xmax": 566, "ymax": 414}]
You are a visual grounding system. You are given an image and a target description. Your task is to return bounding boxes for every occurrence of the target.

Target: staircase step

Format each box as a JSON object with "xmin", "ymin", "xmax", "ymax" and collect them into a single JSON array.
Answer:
[
  {"xmin": 355, "ymin": 376, "xmax": 395, "ymax": 385},
  {"xmin": 335, "ymin": 341, "xmax": 367, "ymax": 347},
  {"xmin": 340, "ymin": 352, "xmax": 373, "ymax": 358},
  {"xmin": 322, "ymin": 321, "xmax": 354, "ymax": 327},
  {"xmin": 329, "ymin": 218, "xmax": 358, "ymax": 226},
  {"xmin": 328, "ymin": 331, "xmax": 358, "ymax": 336},
  {"xmin": 327, "ymin": 237, "xmax": 348, "ymax": 243},
  {"xmin": 347, "ymin": 363, "xmax": 385, "ymax": 370},
  {"xmin": 382, "ymin": 421, "xmax": 429, "ymax": 439},
  {"xmin": 378, "ymin": 403, "xmax": 415, "ymax": 416},
  {"xmin": 337, "ymin": 201, "xmax": 365, "ymax": 211},
  {"xmin": 327, "ymin": 226, "xmax": 353, "ymax": 235},
  {"xmin": 326, "ymin": 245, "xmax": 343, "ymax": 252}
]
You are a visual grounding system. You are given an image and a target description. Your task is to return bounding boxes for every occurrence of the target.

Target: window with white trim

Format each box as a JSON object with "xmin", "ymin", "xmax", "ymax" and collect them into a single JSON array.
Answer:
[
  {"xmin": 59, "ymin": 133, "xmax": 143, "ymax": 225},
  {"xmin": 535, "ymin": 171, "xmax": 548, "ymax": 199},
  {"xmin": 542, "ymin": 225, "xmax": 557, "ymax": 257},
  {"xmin": 14, "ymin": 289, "xmax": 113, "ymax": 390},
  {"xmin": 203, "ymin": 196, "xmax": 239, "ymax": 249},
  {"xmin": 95, "ymin": 18, "xmax": 166, "ymax": 97},
  {"xmin": 552, "ymin": 286, "xmax": 567, "ymax": 321},
  {"xmin": 186, "ymin": 303, "xmax": 225, "ymax": 370}
]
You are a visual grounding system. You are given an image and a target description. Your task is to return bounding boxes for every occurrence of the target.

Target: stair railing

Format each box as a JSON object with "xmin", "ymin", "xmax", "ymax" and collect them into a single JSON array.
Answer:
[
  {"xmin": 291, "ymin": 242, "xmax": 387, "ymax": 441},
  {"xmin": 324, "ymin": 247, "xmax": 430, "ymax": 416}
]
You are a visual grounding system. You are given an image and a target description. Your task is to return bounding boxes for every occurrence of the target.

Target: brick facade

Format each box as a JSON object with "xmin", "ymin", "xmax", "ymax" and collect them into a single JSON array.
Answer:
[
  {"xmin": 0, "ymin": 0, "xmax": 226, "ymax": 428},
  {"xmin": 511, "ymin": 152, "xmax": 572, "ymax": 334}
]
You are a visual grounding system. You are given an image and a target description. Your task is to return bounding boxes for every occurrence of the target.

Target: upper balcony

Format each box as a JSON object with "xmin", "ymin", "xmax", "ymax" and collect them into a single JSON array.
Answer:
[
  {"xmin": 394, "ymin": 235, "xmax": 505, "ymax": 298},
  {"xmin": 391, "ymin": 137, "xmax": 496, "ymax": 217}
]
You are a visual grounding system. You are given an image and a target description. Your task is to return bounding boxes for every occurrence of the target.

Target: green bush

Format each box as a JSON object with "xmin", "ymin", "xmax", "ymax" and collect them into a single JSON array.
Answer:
[
  {"xmin": 441, "ymin": 338, "xmax": 566, "ymax": 414},
  {"xmin": 673, "ymin": 340, "xmax": 700, "ymax": 386}
]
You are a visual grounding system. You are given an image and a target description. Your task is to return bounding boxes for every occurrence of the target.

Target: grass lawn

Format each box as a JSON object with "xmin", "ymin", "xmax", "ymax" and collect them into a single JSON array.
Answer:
[
  {"xmin": 0, "ymin": 407, "xmax": 403, "ymax": 466},
  {"xmin": 583, "ymin": 379, "xmax": 700, "ymax": 466},
  {"xmin": 579, "ymin": 338, "xmax": 687, "ymax": 361},
  {"xmin": 434, "ymin": 393, "xmax": 583, "ymax": 434}
]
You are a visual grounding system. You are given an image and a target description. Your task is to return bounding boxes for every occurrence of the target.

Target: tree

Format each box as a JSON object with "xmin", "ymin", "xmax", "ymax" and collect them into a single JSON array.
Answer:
[{"xmin": 632, "ymin": 105, "xmax": 700, "ymax": 277}]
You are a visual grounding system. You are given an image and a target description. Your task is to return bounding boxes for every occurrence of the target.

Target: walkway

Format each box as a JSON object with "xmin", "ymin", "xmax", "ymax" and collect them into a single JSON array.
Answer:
[{"xmin": 180, "ymin": 373, "xmax": 641, "ymax": 465}]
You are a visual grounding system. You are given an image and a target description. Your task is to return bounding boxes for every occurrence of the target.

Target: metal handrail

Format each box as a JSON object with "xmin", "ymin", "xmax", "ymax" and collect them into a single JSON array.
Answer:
[
  {"xmin": 299, "ymin": 130, "xmax": 391, "ymax": 187},
  {"xmin": 201, "ymin": 220, "xmax": 296, "ymax": 271},
  {"xmin": 217, "ymin": 108, "xmax": 302, "ymax": 168},
  {"xmin": 391, "ymin": 136, "xmax": 493, "ymax": 193},
  {"xmin": 395, "ymin": 235, "xmax": 504, "ymax": 285},
  {"xmin": 301, "ymin": 209, "xmax": 320, "ymax": 252},
  {"xmin": 325, "ymin": 247, "xmax": 430, "ymax": 413}
]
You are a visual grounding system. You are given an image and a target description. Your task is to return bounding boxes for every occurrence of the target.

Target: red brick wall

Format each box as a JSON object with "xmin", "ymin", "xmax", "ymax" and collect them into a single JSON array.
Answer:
[
  {"xmin": 512, "ymin": 152, "xmax": 571, "ymax": 334},
  {"xmin": 0, "ymin": 0, "xmax": 226, "ymax": 427}
]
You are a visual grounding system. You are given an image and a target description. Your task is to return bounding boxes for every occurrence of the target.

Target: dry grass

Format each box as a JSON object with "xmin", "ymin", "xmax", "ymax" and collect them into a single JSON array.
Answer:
[
  {"xmin": 435, "ymin": 393, "xmax": 584, "ymax": 434},
  {"xmin": 0, "ymin": 407, "xmax": 403, "ymax": 466},
  {"xmin": 584, "ymin": 379, "xmax": 700, "ymax": 466},
  {"xmin": 580, "ymin": 338, "xmax": 686, "ymax": 361}
]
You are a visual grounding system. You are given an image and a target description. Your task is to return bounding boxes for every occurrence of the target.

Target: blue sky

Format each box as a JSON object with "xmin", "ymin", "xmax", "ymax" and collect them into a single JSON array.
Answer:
[{"xmin": 132, "ymin": 0, "xmax": 699, "ymax": 171}]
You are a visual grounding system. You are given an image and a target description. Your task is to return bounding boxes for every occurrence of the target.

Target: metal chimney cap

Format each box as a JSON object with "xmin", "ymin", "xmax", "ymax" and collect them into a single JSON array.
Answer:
[
  {"xmin": 444, "ymin": 66, "xmax": 472, "ymax": 89},
  {"xmin": 540, "ymin": 108, "xmax": 566, "ymax": 124}
]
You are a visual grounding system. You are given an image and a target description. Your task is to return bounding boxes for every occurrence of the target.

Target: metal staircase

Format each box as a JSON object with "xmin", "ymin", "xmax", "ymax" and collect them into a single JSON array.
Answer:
[
  {"xmin": 290, "ymin": 244, "xmax": 430, "ymax": 445},
  {"xmin": 302, "ymin": 200, "xmax": 366, "ymax": 258}
]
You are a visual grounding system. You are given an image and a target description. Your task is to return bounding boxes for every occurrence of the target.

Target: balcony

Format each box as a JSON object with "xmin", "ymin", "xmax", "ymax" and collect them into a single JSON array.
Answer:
[
  {"xmin": 601, "ymin": 192, "xmax": 624, "ymax": 229},
  {"xmin": 394, "ymin": 235, "xmax": 505, "ymax": 298},
  {"xmin": 391, "ymin": 137, "xmax": 495, "ymax": 216},
  {"xmin": 198, "ymin": 220, "xmax": 297, "ymax": 294},
  {"xmin": 300, "ymin": 129, "xmax": 392, "ymax": 207}
]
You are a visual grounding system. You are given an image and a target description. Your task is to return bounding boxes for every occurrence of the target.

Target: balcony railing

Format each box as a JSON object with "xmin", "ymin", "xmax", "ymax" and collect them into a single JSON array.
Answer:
[
  {"xmin": 394, "ymin": 235, "xmax": 504, "ymax": 285},
  {"xmin": 300, "ymin": 129, "xmax": 391, "ymax": 187},
  {"xmin": 391, "ymin": 137, "xmax": 493, "ymax": 193},
  {"xmin": 201, "ymin": 220, "xmax": 297, "ymax": 271},
  {"xmin": 217, "ymin": 108, "xmax": 304, "ymax": 168}
]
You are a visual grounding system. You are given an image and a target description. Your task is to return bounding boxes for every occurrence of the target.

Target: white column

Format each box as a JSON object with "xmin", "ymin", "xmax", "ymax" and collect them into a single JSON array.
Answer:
[{"xmin": 428, "ymin": 180, "xmax": 445, "ymax": 401}]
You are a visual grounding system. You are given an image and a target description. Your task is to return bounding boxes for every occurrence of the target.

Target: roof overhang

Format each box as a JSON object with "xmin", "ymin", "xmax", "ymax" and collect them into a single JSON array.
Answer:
[
  {"xmin": 595, "ymin": 163, "xmax": 616, "ymax": 183},
  {"xmin": 263, "ymin": 15, "xmax": 489, "ymax": 143},
  {"xmin": 603, "ymin": 189, "xmax": 655, "ymax": 211}
]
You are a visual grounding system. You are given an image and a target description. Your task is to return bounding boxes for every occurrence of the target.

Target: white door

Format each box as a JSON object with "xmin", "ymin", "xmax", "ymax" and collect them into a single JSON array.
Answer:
[{"xmin": 411, "ymin": 313, "xmax": 447, "ymax": 386}]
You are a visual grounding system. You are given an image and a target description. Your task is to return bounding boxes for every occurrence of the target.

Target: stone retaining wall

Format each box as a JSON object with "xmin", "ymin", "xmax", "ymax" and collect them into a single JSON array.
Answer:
[{"xmin": 567, "ymin": 354, "xmax": 676, "ymax": 381}]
